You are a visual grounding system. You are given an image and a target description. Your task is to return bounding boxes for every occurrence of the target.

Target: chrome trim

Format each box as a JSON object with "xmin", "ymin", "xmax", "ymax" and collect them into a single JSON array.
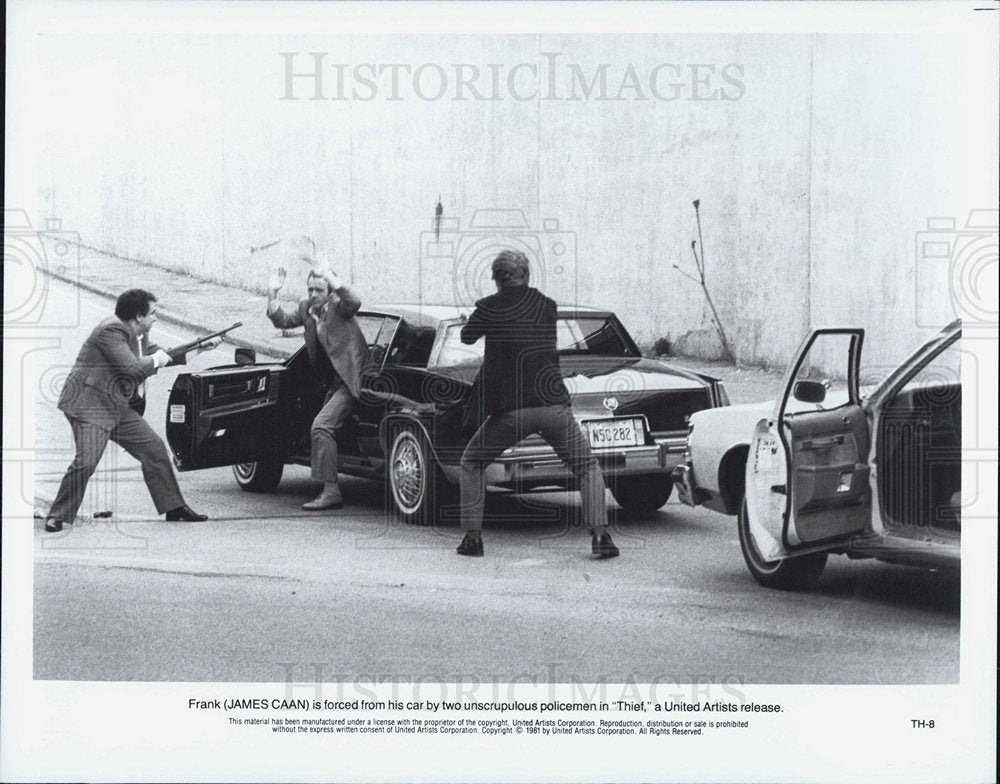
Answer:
[
  {"xmin": 673, "ymin": 463, "xmax": 698, "ymax": 507},
  {"xmin": 494, "ymin": 445, "xmax": 663, "ymax": 466},
  {"xmin": 494, "ymin": 436, "xmax": 685, "ymax": 465},
  {"xmin": 652, "ymin": 435, "xmax": 687, "ymax": 451},
  {"xmin": 483, "ymin": 440, "xmax": 685, "ymax": 486}
]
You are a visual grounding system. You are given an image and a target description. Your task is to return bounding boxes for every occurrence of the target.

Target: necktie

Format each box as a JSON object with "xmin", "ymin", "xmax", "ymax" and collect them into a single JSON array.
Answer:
[{"xmin": 129, "ymin": 332, "xmax": 145, "ymax": 402}]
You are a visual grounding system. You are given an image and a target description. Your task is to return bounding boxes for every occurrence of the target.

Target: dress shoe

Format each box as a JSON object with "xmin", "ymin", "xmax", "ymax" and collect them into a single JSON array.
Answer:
[
  {"xmin": 592, "ymin": 533, "xmax": 620, "ymax": 559},
  {"xmin": 456, "ymin": 532, "xmax": 484, "ymax": 557},
  {"xmin": 165, "ymin": 505, "xmax": 209, "ymax": 522},
  {"xmin": 302, "ymin": 489, "xmax": 343, "ymax": 511},
  {"xmin": 44, "ymin": 518, "xmax": 64, "ymax": 533}
]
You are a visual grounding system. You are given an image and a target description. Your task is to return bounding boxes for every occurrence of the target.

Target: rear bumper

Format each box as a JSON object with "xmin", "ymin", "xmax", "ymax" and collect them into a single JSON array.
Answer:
[{"xmin": 482, "ymin": 436, "xmax": 686, "ymax": 487}]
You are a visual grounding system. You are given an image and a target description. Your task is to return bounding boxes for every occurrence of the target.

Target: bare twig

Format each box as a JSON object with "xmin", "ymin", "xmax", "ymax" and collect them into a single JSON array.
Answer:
[
  {"xmin": 676, "ymin": 200, "xmax": 736, "ymax": 362},
  {"xmin": 672, "ymin": 264, "xmax": 701, "ymax": 284},
  {"xmin": 695, "ymin": 201, "xmax": 707, "ymax": 275},
  {"xmin": 690, "ymin": 241, "xmax": 703, "ymax": 279}
]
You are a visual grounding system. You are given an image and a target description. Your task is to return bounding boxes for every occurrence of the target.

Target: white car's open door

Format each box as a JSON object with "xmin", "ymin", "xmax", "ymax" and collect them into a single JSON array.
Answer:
[{"xmin": 746, "ymin": 329, "xmax": 872, "ymax": 559}]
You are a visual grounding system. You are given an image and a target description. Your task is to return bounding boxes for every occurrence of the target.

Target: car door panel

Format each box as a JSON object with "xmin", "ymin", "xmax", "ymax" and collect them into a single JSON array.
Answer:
[
  {"xmin": 784, "ymin": 405, "xmax": 870, "ymax": 544},
  {"xmin": 166, "ymin": 366, "xmax": 283, "ymax": 470}
]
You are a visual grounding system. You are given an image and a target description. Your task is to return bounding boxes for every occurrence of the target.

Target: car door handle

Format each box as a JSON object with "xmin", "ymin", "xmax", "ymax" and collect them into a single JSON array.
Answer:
[
  {"xmin": 801, "ymin": 435, "xmax": 845, "ymax": 450},
  {"xmin": 208, "ymin": 379, "xmax": 254, "ymax": 398}
]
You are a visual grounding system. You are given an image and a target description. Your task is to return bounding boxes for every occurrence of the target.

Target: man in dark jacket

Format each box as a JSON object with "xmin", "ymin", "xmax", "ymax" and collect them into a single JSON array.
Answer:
[
  {"xmin": 456, "ymin": 250, "xmax": 618, "ymax": 558},
  {"xmin": 45, "ymin": 289, "xmax": 210, "ymax": 532},
  {"xmin": 267, "ymin": 263, "xmax": 369, "ymax": 510}
]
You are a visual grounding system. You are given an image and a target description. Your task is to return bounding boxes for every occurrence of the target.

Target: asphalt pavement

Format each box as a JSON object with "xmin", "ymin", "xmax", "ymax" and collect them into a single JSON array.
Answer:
[{"xmin": 27, "ymin": 277, "xmax": 959, "ymax": 685}]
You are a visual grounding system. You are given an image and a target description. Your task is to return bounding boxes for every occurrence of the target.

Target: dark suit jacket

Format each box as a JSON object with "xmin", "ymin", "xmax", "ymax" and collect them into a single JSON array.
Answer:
[
  {"xmin": 58, "ymin": 317, "xmax": 161, "ymax": 430},
  {"xmin": 461, "ymin": 285, "xmax": 570, "ymax": 416},
  {"xmin": 268, "ymin": 285, "xmax": 369, "ymax": 398}
]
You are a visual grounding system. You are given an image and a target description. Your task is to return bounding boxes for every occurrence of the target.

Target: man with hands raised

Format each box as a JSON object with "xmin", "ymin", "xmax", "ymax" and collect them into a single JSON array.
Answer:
[{"xmin": 266, "ymin": 262, "xmax": 369, "ymax": 510}]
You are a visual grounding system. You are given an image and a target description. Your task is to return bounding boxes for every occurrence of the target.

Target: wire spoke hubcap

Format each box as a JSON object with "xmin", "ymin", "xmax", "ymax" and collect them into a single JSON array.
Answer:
[
  {"xmin": 234, "ymin": 462, "xmax": 255, "ymax": 480},
  {"xmin": 391, "ymin": 434, "xmax": 425, "ymax": 513}
]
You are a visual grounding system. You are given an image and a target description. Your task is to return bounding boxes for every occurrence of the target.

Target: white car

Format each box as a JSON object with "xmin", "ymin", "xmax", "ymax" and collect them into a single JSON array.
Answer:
[{"xmin": 673, "ymin": 320, "xmax": 962, "ymax": 590}]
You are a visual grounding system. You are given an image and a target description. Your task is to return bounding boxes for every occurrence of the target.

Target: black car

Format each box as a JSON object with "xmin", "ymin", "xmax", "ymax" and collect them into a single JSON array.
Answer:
[{"xmin": 166, "ymin": 304, "xmax": 729, "ymax": 523}]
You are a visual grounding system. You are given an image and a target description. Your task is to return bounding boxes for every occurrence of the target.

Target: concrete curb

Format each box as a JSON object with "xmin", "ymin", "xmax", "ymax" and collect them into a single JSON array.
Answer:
[{"xmin": 42, "ymin": 266, "xmax": 293, "ymax": 360}]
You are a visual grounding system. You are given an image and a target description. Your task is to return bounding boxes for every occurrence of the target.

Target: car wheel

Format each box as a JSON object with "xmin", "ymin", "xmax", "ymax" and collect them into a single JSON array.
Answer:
[
  {"xmin": 388, "ymin": 425, "xmax": 457, "ymax": 526},
  {"xmin": 610, "ymin": 475, "xmax": 673, "ymax": 513},
  {"xmin": 737, "ymin": 494, "xmax": 827, "ymax": 591},
  {"xmin": 232, "ymin": 459, "xmax": 284, "ymax": 493}
]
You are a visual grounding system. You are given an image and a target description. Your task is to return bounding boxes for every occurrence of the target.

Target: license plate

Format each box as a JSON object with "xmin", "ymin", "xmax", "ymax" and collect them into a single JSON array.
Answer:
[{"xmin": 584, "ymin": 418, "xmax": 645, "ymax": 448}]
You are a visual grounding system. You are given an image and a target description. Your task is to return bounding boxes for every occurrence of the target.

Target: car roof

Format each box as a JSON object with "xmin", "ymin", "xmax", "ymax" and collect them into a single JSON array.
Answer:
[{"xmin": 363, "ymin": 302, "xmax": 611, "ymax": 327}]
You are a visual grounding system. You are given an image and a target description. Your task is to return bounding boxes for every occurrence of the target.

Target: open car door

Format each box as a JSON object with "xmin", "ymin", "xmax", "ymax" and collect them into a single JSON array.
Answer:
[
  {"xmin": 166, "ymin": 364, "xmax": 283, "ymax": 470},
  {"xmin": 747, "ymin": 329, "xmax": 871, "ymax": 554},
  {"xmin": 778, "ymin": 329, "xmax": 871, "ymax": 548}
]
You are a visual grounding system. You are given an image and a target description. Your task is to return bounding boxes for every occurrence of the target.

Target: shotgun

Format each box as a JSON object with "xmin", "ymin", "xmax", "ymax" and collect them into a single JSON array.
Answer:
[
  {"xmin": 166, "ymin": 321, "xmax": 243, "ymax": 360},
  {"xmin": 129, "ymin": 322, "xmax": 243, "ymax": 415}
]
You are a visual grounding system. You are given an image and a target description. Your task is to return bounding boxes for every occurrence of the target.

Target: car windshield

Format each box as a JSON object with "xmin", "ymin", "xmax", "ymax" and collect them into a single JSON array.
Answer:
[{"xmin": 432, "ymin": 315, "xmax": 638, "ymax": 368}]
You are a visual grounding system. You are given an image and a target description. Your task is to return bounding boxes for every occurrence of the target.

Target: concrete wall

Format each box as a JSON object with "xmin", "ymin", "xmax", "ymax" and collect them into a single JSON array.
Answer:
[{"xmin": 37, "ymin": 33, "xmax": 975, "ymax": 369}]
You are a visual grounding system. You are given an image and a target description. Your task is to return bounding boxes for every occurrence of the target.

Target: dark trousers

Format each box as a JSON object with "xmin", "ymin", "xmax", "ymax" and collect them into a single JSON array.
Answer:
[
  {"xmin": 49, "ymin": 410, "xmax": 185, "ymax": 523},
  {"xmin": 460, "ymin": 404, "xmax": 608, "ymax": 532}
]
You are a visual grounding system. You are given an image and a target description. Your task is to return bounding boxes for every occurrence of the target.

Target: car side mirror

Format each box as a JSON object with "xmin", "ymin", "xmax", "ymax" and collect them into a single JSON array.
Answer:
[
  {"xmin": 234, "ymin": 348, "xmax": 256, "ymax": 366},
  {"xmin": 793, "ymin": 379, "xmax": 826, "ymax": 404}
]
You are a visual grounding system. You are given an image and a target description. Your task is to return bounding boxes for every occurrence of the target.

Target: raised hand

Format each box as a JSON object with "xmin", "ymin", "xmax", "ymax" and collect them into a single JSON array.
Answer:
[
  {"xmin": 315, "ymin": 266, "xmax": 342, "ymax": 291},
  {"xmin": 268, "ymin": 267, "xmax": 287, "ymax": 296},
  {"xmin": 324, "ymin": 269, "xmax": 342, "ymax": 290}
]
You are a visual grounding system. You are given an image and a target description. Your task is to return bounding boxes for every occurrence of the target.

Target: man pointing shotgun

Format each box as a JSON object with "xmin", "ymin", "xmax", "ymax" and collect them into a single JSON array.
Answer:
[{"xmin": 44, "ymin": 289, "xmax": 217, "ymax": 532}]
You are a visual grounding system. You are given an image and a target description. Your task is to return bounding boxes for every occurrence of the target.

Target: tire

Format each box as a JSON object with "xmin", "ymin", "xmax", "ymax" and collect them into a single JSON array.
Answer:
[
  {"xmin": 610, "ymin": 475, "xmax": 673, "ymax": 514},
  {"xmin": 387, "ymin": 425, "xmax": 457, "ymax": 526},
  {"xmin": 737, "ymin": 494, "xmax": 827, "ymax": 591},
  {"xmin": 232, "ymin": 458, "xmax": 284, "ymax": 493}
]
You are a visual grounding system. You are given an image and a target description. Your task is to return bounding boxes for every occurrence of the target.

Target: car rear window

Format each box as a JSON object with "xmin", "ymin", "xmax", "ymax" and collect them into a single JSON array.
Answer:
[
  {"xmin": 432, "ymin": 314, "xmax": 638, "ymax": 367},
  {"xmin": 558, "ymin": 317, "xmax": 637, "ymax": 356}
]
